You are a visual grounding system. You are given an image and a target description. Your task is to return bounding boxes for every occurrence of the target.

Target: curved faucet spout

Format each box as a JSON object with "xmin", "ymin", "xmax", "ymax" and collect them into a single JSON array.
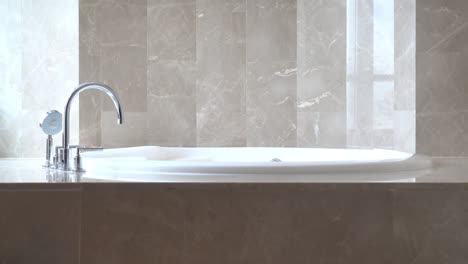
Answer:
[{"xmin": 62, "ymin": 82, "xmax": 123, "ymax": 170}]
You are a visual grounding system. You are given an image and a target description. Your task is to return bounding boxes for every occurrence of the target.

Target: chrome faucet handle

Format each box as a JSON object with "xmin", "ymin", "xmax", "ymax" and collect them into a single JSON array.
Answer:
[
  {"xmin": 53, "ymin": 146, "xmax": 65, "ymax": 169},
  {"xmin": 72, "ymin": 146, "xmax": 103, "ymax": 172}
]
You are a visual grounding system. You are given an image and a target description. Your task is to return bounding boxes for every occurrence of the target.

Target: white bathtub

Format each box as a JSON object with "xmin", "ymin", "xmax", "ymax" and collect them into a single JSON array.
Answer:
[{"xmin": 81, "ymin": 146, "xmax": 432, "ymax": 182}]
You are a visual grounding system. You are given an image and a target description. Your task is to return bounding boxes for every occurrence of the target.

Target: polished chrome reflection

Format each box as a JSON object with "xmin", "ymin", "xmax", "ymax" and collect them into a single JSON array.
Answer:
[
  {"xmin": 39, "ymin": 110, "xmax": 62, "ymax": 168},
  {"xmin": 61, "ymin": 82, "xmax": 123, "ymax": 171}
]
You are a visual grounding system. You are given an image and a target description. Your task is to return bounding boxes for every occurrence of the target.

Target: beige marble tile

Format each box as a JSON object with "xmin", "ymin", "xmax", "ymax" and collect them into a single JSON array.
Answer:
[
  {"xmin": 79, "ymin": 0, "xmax": 102, "ymax": 147},
  {"xmin": 394, "ymin": 110, "xmax": 415, "ymax": 153},
  {"xmin": 297, "ymin": 111, "xmax": 346, "ymax": 147},
  {"xmin": 147, "ymin": 60, "xmax": 196, "ymax": 146},
  {"xmin": 98, "ymin": 0, "xmax": 147, "ymax": 47},
  {"xmin": 297, "ymin": 0, "xmax": 346, "ymax": 113},
  {"xmin": 147, "ymin": 0, "xmax": 196, "ymax": 61},
  {"xmin": 416, "ymin": 0, "xmax": 468, "ymax": 156},
  {"xmin": 101, "ymin": 111, "xmax": 148, "ymax": 148},
  {"xmin": 147, "ymin": 95, "xmax": 197, "ymax": 147},
  {"xmin": 0, "ymin": 0, "xmax": 78, "ymax": 158},
  {"xmin": 100, "ymin": 45, "xmax": 147, "ymax": 112},
  {"xmin": 297, "ymin": 0, "xmax": 346, "ymax": 148},
  {"xmin": 246, "ymin": 0, "xmax": 297, "ymax": 147},
  {"xmin": 196, "ymin": 0, "xmax": 246, "ymax": 147},
  {"xmin": 416, "ymin": 112, "xmax": 468, "ymax": 156},
  {"xmin": 246, "ymin": 61, "xmax": 297, "ymax": 147},
  {"xmin": 394, "ymin": 0, "xmax": 415, "ymax": 111}
]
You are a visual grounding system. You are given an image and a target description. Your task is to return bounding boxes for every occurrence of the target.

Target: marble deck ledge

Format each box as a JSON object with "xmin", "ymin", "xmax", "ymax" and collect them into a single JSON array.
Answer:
[{"xmin": 2, "ymin": 158, "xmax": 468, "ymax": 189}]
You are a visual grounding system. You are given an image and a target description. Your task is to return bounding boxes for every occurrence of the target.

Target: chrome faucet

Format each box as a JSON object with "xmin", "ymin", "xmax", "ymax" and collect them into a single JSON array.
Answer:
[{"xmin": 60, "ymin": 82, "xmax": 124, "ymax": 171}]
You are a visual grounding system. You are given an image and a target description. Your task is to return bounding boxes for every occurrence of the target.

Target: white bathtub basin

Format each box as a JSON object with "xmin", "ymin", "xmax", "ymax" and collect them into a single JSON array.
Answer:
[{"xmin": 81, "ymin": 146, "xmax": 432, "ymax": 182}]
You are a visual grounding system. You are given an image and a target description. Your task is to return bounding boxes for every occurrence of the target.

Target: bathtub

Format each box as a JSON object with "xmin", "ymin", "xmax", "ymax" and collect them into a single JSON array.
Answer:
[{"xmin": 80, "ymin": 146, "xmax": 432, "ymax": 182}]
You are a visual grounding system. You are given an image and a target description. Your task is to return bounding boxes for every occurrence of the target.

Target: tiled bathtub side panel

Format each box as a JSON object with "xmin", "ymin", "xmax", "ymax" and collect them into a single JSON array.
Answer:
[
  {"xmin": 393, "ymin": 190, "xmax": 468, "ymax": 263},
  {"xmin": 81, "ymin": 185, "xmax": 393, "ymax": 264},
  {"xmin": 0, "ymin": 189, "xmax": 82, "ymax": 264}
]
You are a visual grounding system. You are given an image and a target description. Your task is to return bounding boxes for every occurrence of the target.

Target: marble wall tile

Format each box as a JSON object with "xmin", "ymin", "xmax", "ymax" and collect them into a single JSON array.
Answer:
[
  {"xmin": 196, "ymin": 0, "xmax": 246, "ymax": 146},
  {"xmin": 0, "ymin": 0, "xmax": 78, "ymax": 158},
  {"xmin": 394, "ymin": 110, "xmax": 415, "ymax": 153},
  {"xmin": 0, "ymin": 189, "xmax": 81, "ymax": 264},
  {"xmin": 147, "ymin": 0, "xmax": 197, "ymax": 146},
  {"xmin": 147, "ymin": 0, "xmax": 196, "ymax": 61},
  {"xmin": 246, "ymin": 0, "xmax": 297, "ymax": 147},
  {"xmin": 101, "ymin": 111, "xmax": 148, "ymax": 148},
  {"xmin": 416, "ymin": 112, "xmax": 468, "ymax": 156},
  {"xmin": 76, "ymin": 0, "xmax": 420, "ymax": 152},
  {"xmin": 416, "ymin": 0, "xmax": 468, "ymax": 156},
  {"xmin": 79, "ymin": 0, "xmax": 102, "ymax": 147},
  {"xmin": 394, "ymin": 0, "xmax": 415, "ymax": 111},
  {"xmin": 99, "ymin": 0, "xmax": 147, "ymax": 112},
  {"xmin": 393, "ymin": 190, "xmax": 468, "ymax": 263},
  {"xmin": 100, "ymin": 45, "xmax": 147, "ymax": 112},
  {"xmin": 297, "ymin": 111, "xmax": 346, "ymax": 147},
  {"xmin": 297, "ymin": 0, "xmax": 347, "ymax": 147}
]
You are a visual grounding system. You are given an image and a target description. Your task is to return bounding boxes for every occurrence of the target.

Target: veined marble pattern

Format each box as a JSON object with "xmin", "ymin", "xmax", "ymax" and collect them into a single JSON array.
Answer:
[
  {"xmin": 297, "ymin": 0, "xmax": 346, "ymax": 147},
  {"xmin": 246, "ymin": 0, "xmax": 297, "ymax": 147},
  {"xmin": 0, "ymin": 0, "xmax": 78, "ymax": 158},
  {"xmin": 76, "ymin": 0, "xmax": 418, "ymax": 153}
]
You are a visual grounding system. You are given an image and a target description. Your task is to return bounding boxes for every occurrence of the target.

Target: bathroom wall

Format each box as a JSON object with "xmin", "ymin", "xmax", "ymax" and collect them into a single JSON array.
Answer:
[
  {"xmin": 0, "ymin": 0, "xmax": 79, "ymax": 158},
  {"xmin": 79, "ymin": 0, "xmax": 416, "ymax": 152},
  {"xmin": 415, "ymin": 0, "xmax": 468, "ymax": 156}
]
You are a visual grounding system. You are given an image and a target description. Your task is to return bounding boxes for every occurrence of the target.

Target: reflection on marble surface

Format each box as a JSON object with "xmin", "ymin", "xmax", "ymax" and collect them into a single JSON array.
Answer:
[
  {"xmin": 6, "ymin": 156, "xmax": 468, "ymax": 183},
  {"xmin": 0, "ymin": 0, "xmax": 79, "ymax": 158}
]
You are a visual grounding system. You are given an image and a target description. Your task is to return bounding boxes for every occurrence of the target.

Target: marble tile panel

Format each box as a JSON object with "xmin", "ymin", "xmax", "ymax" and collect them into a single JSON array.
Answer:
[
  {"xmin": 100, "ymin": 45, "xmax": 147, "ymax": 112},
  {"xmin": 246, "ymin": 0, "xmax": 296, "ymax": 62},
  {"xmin": 246, "ymin": 61, "xmax": 297, "ymax": 147},
  {"xmin": 147, "ymin": 96, "xmax": 197, "ymax": 147},
  {"xmin": 81, "ymin": 186, "xmax": 185, "ymax": 264},
  {"xmin": 0, "ymin": 190, "xmax": 81, "ymax": 264},
  {"xmin": 147, "ymin": 60, "xmax": 196, "ymax": 146},
  {"xmin": 196, "ymin": 0, "xmax": 246, "ymax": 146},
  {"xmin": 394, "ymin": 110, "xmax": 415, "ymax": 153},
  {"xmin": 394, "ymin": 0, "xmax": 415, "ymax": 111},
  {"xmin": 79, "ymin": 0, "xmax": 102, "ymax": 147},
  {"xmin": 416, "ymin": 51, "xmax": 468, "ymax": 114},
  {"xmin": 416, "ymin": 111, "xmax": 468, "ymax": 156},
  {"xmin": 297, "ymin": 0, "xmax": 346, "ymax": 113},
  {"xmin": 147, "ymin": 0, "xmax": 196, "ymax": 61},
  {"xmin": 98, "ymin": 0, "xmax": 147, "ymax": 47},
  {"xmin": 185, "ymin": 189, "xmax": 393, "ymax": 264},
  {"xmin": 416, "ymin": 0, "xmax": 468, "ymax": 53},
  {"xmin": 393, "ymin": 190, "xmax": 468, "ymax": 263},
  {"xmin": 246, "ymin": 0, "xmax": 297, "ymax": 147},
  {"xmin": 101, "ymin": 111, "xmax": 148, "ymax": 148},
  {"xmin": 297, "ymin": 111, "xmax": 346, "ymax": 148}
]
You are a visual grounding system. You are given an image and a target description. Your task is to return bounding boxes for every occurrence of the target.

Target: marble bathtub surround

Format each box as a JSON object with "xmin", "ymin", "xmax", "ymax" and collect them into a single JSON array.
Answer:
[
  {"xmin": 79, "ymin": 0, "xmax": 417, "ymax": 153},
  {"xmin": 3, "ymin": 181, "xmax": 468, "ymax": 263}
]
